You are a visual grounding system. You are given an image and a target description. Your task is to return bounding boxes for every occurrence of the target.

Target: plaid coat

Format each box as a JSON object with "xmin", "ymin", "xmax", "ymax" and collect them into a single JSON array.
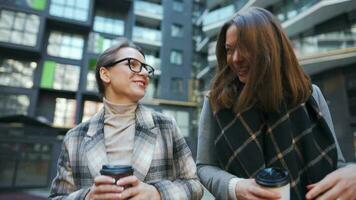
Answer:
[{"xmin": 49, "ymin": 104, "xmax": 203, "ymax": 200}]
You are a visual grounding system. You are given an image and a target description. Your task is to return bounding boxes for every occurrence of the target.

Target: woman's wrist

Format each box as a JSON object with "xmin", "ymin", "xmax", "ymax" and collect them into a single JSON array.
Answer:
[{"xmin": 229, "ymin": 177, "xmax": 245, "ymax": 200}]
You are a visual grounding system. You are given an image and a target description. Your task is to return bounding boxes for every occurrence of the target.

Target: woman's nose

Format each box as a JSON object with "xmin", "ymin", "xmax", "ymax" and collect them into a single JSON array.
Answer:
[
  {"xmin": 139, "ymin": 66, "xmax": 149, "ymax": 77},
  {"xmin": 232, "ymin": 49, "xmax": 241, "ymax": 63}
]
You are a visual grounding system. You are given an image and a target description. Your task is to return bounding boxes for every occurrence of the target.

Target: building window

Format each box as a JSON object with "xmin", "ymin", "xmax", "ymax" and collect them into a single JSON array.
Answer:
[
  {"xmin": 49, "ymin": 0, "xmax": 89, "ymax": 22},
  {"xmin": 9, "ymin": 0, "xmax": 47, "ymax": 11},
  {"xmin": 40, "ymin": 60, "xmax": 80, "ymax": 91},
  {"xmin": 171, "ymin": 24, "xmax": 183, "ymax": 37},
  {"xmin": 0, "ymin": 94, "xmax": 30, "ymax": 117},
  {"xmin": 93, "ymin": 10, "xmax": 125, "ymax": 35},
  {"xmin": 171, "ymin": 77, "xmax": 184, "ymax": 95},
  {"xmin": 162, "ymin": 110, "xmax": 189, "ymax": 137},
  {"xmin": 82, "ymin": 101, "xmax": 103, "ymax": 122},
  {"xmin": 47, "ymin": 31, "xmax": 84, "ymax": 60},
  {"xmin": 0, "ymin": 58, "xmax": 37, "ymax": 88},
  {"xmin": 53, "ymin": 98, "xmax": 76, "ymax": 127},
  {"xmin": 170, "ymin": 50, "xmax": 183, "ymax": 65},
  {"xmin": 172, "ymin": 0, "xmax": 184, "ymax": 12},
  {"xmin": 86, "ymin": 58, "xmax": 97, "ymax": 91},
  {"xmin": 0, "ymin": 10, "xmax": 40, "ymax": 47},
  {"xmin": 88, "ymin": 32, "xmax": 118, "ymax": 54}
]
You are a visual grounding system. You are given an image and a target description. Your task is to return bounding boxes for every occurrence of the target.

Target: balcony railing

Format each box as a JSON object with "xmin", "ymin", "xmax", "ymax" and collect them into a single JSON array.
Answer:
[
  {"xmin": 274, "ymin": 0, "xmax": 320, "ymax": 22},
  {"xmin": 293, "ymin": 29, "xmax": 356, "ymax": 57},
  {"xmin": 202, "ymin": 4, "xmax": 235, "ymax": 34},
  {"xmin": 133, "ymin": 26, "xmax": 162, "ymax": 46},
  {"xmin": 208, "ymin": 41, "xmax": 217, "ymax": 62},
  {"xmin": 134, "ymin": 1, "xmax": 163, "ymax": 20}
]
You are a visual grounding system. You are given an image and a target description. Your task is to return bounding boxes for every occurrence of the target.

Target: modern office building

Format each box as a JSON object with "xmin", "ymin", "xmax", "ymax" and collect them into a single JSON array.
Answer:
[
  {"xmin": 193, "ymin": 0, "xmax": 356, "ymax": 161},
  {"xmin": 0, "ymin": 0, "xmax": 198, "ymax": 190}
]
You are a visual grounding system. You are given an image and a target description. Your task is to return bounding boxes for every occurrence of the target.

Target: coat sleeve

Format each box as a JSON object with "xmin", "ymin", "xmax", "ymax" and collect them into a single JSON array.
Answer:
[
  {"xmin": 151, "ymin": 118, "xmax": 203, "ymax": 200},
  {"xmin": 196, "ymin": 96, "xmax": 238, "ymax": 200},
  {"xmin": 49, "ymin": 132, "xmax": 90, "ymax": 200},
  {"xmin": 312, "ymin": 84, "xmax": 346, "ymax": 167}
]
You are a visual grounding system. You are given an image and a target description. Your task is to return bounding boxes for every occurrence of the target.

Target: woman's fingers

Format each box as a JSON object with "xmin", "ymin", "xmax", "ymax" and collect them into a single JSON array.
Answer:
[{"xmin": 94, "ymin": 175, "xmax": 116, "ymax": 185}]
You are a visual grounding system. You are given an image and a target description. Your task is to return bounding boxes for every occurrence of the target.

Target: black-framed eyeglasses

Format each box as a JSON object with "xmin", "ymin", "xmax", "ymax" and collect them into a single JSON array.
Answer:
[{"xmin": 106, "ymin": 57, "xmax": 155, "ymax": 78}]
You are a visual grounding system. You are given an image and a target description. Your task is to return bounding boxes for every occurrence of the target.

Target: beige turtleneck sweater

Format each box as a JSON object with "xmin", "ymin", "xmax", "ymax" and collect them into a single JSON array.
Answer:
[{"xmin": 103, "ymin": 98, "xmax": 137, "ymax": 165}]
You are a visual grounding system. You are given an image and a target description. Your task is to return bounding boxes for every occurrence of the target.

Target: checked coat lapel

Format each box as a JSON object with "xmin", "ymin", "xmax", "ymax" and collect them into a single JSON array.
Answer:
[{"xmin": 84, "ymin": 104, "xmax": 159, "ymax": 181}]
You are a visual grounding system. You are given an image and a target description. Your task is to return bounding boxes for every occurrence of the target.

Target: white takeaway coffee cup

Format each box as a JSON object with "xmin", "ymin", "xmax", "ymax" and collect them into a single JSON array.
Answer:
[{"xmin": 255, "ymin": 167, "xmax": 290, "ymax": 200}]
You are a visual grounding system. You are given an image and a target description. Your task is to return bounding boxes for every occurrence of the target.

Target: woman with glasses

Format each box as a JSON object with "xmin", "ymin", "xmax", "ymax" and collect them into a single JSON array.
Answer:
[
  {"xmin": 197, "ymin": 7, "xmax": 356, "ymax": 200},
  {"xmin": 50, "ymin": 37, "xmax": 203, "ymax": 200}
]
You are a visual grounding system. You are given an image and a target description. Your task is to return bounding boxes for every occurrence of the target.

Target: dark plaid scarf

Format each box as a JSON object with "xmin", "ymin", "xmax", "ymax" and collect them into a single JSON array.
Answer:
[{"xmin": 213, "ymin": 95, "xmax": 337, "ymax": 200}]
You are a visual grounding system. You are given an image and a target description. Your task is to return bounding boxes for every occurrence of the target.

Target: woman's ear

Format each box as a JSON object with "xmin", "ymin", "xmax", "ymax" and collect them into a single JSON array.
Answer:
[{"xmin": 99, "ymin": 67, "xmax": 111, "ymax": 84}]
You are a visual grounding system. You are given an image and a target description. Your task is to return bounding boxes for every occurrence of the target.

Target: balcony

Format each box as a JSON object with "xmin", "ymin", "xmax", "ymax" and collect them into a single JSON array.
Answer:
[
  {"xmin": 202, "ymin": 5, "xmax": 235, "ymax": 37},
  {"xmin": 239, "ymin": 0, "xmax": 280, "ymax": 11},
  {"xmin": 134, "ymin": 1, "xmax": 162, "ymax": 25},
  {"xmin": 207, "ymin": 41, "xmax": 217, "ymax": 63},
  {"xmin": 282, "ymin": 0, "xmax": 356, "ymax": 37},
  {"xmin": 293, "ymin": 30, "xmax": 356, "ymax": 57},
  {"xmin": 195, "ymin": 36, "xmax": 209, "ymax": 52},
  {"xmin": 206, "ymin": 0, "xmax": 231, "ymax": 9},
  {"xmin": 300, "ymin": 47, "xmax": 356, "ymax": 76},
  {"xmin": 132, "ymin": 26, "xmax": 161, "ymax": 48}
]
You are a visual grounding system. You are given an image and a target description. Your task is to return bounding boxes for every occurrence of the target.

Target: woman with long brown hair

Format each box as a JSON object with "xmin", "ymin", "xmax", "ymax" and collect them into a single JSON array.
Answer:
[{"xmin": 197, "ymin": 7, "xmax": 355, "ymax": 200}]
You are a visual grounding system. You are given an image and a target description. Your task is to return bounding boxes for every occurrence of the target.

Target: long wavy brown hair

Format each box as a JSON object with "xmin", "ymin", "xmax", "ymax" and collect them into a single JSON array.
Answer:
[{"xmin": 210, "ymin": 7, "xmax": 311, "ymax": 113}]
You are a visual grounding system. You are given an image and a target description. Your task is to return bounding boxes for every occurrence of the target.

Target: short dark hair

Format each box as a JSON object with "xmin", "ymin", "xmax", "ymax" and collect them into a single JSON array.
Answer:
[{"xmin": 95, "ymin": 37, "xmax": 145, "ymax": 96}]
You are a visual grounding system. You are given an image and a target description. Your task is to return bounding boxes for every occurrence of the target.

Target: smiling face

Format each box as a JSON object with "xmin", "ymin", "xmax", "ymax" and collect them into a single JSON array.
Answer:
[
  {"xmin": 100, "ymin": 47, "xmax": 149, "ymax": 104},
  {"xmin": 225, "ymin": 25, "xmax": 249, "ymax": 83}
]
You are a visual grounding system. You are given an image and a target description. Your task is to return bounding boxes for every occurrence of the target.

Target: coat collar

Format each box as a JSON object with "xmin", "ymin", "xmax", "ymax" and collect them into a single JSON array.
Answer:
[{"xmin": 84, "ymin": 104, "xmax": 159, "ymax": 181}]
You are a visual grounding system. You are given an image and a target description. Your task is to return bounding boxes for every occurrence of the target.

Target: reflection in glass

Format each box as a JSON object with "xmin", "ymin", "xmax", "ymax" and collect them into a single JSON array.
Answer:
[
  {"xmin": 0, "ymin": 58, "xmax": 37, "ymax": 88},
  {"xmin": 292, "ymin": 25, "xmax": 356, "ymax": 57},
  {"xmin": 93, "ymin": 10, "xmax": 125, "ymax": 35},
  {"xmin": 49, "ymin": 0, "xmax": 89, "ymax": 21},
  {"xmin": 47, "ymin": 31, "xmax": 84, "ymax": 60},
  {"xmin": 40, "ymin": 60, "xmax": 80, "ymax": 91},
  {"xmin": 0, "ymin": 94, "xmax": 30, "ymax": 117},
  {"xmin": 53, "ymin": 98, "xmax": 76, "ymax": 127},
  {"xmin": 0, "ymin": 10, "xmax": 39, "ymax": 47}
]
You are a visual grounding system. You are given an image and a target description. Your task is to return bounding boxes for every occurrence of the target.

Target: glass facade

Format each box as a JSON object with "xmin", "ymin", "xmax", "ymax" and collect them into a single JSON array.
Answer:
[
  {"xmin": 93, "ymin": 10, "xmax": 125, "ymax": 35},
  {"xmin": 49, "ymin": 0, "xmax": 89, "ymax": 22},
  {"xmin": 47, "ymin": 31, "xmax": 84, "ymax": 60},
  {"xmin": 0, "ymin": 94, "xmax": 30, "ymax": 117},
  {"xmin": 53, "ymin": 98, "xmax": 76, "ymax": 127},
  {"xmin": 87, "ymin": 32, "xmax": 118, "ymax": 54},
  {"xmin": 8, "ymin": 0, "xmax": 47, "ymax": 11},
  {"xmin": 86, "ymin": 58, "xmax": 98, "ymax": 91},
  {"xmin": 272, "ymin": 0, "xmax": 320, "ymax": 22},
  {"xmin": 40, "ymin": 61, "xmax": 80, "ymax": 91},
  {"xmin": 203, "ymin": 4, "xmax": 234, "ymax": 27},
  {"xmin": 135, "ymin": 1, "xmax": 163, "ymax": 19},
  {"xmin": 133, "ymin": 26, "xmax": 162, "ymax": 45},
  {"xmin": 0, "ymin": 58, "xmax": 37, "ymax": 88},
  {"xmin": 293, "ymin": 24, "xmax": 356, "ymax": 57},
  {"xmin": 0, "ymin": 10, "xmax": 40, "ymax": 47}
]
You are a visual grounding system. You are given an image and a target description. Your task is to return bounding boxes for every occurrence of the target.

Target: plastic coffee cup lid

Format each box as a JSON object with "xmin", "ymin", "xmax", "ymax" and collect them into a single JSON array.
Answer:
[
  {"xmin": 255, "ymin": 167, "xmax": 289, "ymax": 187},
  {"xmin": 100, "ymin": 165, "xmax": 133, "ymax": 176}
]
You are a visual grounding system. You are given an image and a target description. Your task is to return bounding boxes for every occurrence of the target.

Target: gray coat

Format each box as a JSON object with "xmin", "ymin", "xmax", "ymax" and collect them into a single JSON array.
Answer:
[{"xmin": 196, "ymin": 85, "xmax": 346, "ymax": 200}]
